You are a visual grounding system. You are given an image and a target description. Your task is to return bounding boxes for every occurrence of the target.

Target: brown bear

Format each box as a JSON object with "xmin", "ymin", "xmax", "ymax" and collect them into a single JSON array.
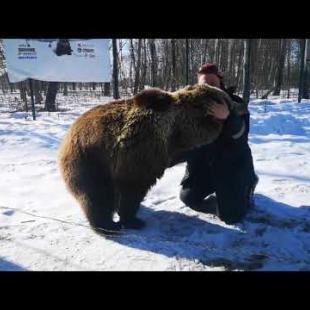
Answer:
[{"xmin": 58, "ymin": 84, "xmax": 235, "ymax": 235}]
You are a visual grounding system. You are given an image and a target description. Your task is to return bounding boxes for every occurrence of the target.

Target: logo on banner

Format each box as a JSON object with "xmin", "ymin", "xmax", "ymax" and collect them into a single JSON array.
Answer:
[
  {"xmin": 17, "ymin": 41, "xmax": 37, "ymax": 60},
  {"xmin": 76, "ymin": 42, "xmax": 96, "ymax": 58}
]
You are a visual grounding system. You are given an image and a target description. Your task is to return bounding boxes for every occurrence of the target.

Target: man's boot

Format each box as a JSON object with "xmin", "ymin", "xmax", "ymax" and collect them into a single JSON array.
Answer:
[{"xmin": 190, "ymin": 194, "xmax": 219, "ymax": 215}]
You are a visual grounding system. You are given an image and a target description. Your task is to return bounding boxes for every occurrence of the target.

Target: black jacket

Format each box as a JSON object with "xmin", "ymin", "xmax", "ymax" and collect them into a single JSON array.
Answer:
[{"xmin": 177, "ymin": 91, "xmax": 252, "ymax": 186}]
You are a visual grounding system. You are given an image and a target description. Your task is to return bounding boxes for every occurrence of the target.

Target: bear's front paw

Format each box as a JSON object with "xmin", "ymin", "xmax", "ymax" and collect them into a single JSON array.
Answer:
[
  {"xmin": 93, "ymin": 221, "xmax": 122, "ymax": 236},
  {"xmin": 120, "ymin": 217, "xmax": 146, "ymax": 230}
]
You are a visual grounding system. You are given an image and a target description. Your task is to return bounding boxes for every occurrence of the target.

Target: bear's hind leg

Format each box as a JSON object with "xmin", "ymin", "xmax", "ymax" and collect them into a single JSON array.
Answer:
[
  {"xmin": 81, "ymin": 186, "xmax": 121, "ymax": 235},
  {"xmin": 115, "ymin": 183, "xmax": 148, "ymax": 230},
  {"xmin": 66, "ymin": 154, "xmax": 121, "ymax": 235}
]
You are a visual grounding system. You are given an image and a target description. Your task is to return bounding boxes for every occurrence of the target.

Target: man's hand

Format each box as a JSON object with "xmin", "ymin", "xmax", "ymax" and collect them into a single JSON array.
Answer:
[{"xmin": 208, "ymin": 100, "xmax": 230, "ymax": 120}]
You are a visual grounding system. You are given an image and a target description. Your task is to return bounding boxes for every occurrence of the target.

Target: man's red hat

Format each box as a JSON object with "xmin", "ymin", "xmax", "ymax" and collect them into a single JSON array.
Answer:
[{"xmin": 198, "ymin": 63, "xmax": 224, "ymax": 79}]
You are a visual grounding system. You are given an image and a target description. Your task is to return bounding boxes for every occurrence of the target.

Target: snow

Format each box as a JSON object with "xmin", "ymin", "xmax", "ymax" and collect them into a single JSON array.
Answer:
[{"xmin": 1, "ymin": 94, "xmax": 310, "ymax": 271}]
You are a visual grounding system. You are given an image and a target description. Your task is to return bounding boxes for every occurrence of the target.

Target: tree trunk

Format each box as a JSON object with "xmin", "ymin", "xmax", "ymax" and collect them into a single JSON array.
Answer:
[
  {"xmin": 303, "ymin": 39, "xmax": 309, "ymax": 99},
  {"xmin": 298, "ymin": 39, "xmax": 306, "ymax": 102},
  {"xmin": 133, "ymin": 39, "xmax": 142, "ymax": 95},
  {"xmin": 112, "ymin": 39, "xmax": 120, "ymax": 99},
  {"xmin": 63, "ymin": 83, "xmax": 68, "ymax": 96},
  {"xmin": 185, "ymin": 39, "xmax": 189, "ymax": 85},
  {"xmin": 129, "ymin": 58, "xmax": 133, "ymax": 93},
  {"xmin": 163, "ymin": 40, "xmax": 170, "ymax": 90},
  {"xmin": 19, "ymin": 81, "xmax": 27, "ymax": 102},
  {"xmin": 19, "ymin": 81, "xmax": 28, "ymax": 111},
  {"xmin": 215, "ymin": 39, "xmax": 220, "ymax": 65},
  {"xmin": 227, "ymin": 39, "xmax": 234, "ymax": 86},
  {"xmin": 45, "ymin": 82, "xmax": 59, "ymax": 112},
  {"xmin": 190, "ymin": 39, "xmax": 194, "ymax": 84},
  {"xmin": 104, "ymin": 82, "xmax": 111, "ymax": 96},
  {"xmin": 34, "ymin": 80, "xmax": 43, "ymax": 105},
  {"xmin": 129, "ymin": 39, "xmax": 136, "ymax": 93},
  {"xmin": 287, "ymin": 40, "xmax": 291, "ymax": 99},
  {"xmin": 236, "ymin": 41, "xmax": 244, "ymax": 91},
  {"xmin": 202, "ymin": 39, "xmax": 208, "ymax": 65},
  {"xmin": 171, "ymin": 39, "xmax": 176, "ymax": 91},
  {"xmin": 209, "ymin": 39, "xmax": 216, "ymax": 63},
  {"xmin": 273, "ymin": 39, "xmax": 287, "ymax": 96},
  {"xmin": 243, "ymin": 39, "xmax": 252, "ymax": 104},
  {"xmin": 41, "ymin": 81, "xmax": 48, "ymax": 96},
  {"xmin": 149, "ymin": 39, "xmax": 157, "ymax": 87},
  {"xmin": 139, "ymin": 39, "xmax": 147, "ymax": 91}
]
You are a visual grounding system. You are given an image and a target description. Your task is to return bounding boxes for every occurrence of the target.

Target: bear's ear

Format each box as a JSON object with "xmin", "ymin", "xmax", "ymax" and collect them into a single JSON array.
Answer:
[
  {"xmin": 134, "ymin": 88, "xmax": 173, "ymax": 111},
  {"xmin": 191, "ymin": 85, "xmax": 233, "ymax": 110}
]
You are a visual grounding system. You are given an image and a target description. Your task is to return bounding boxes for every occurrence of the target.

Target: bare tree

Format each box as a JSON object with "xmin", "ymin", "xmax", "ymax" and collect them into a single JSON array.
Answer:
[
  {"xmin": 139, "ymin": 39, "xmax": 147, "ymax": 91},
  {"xmin": 273, "ymin": 39, "xmax": 287, "ymax": 96},
  {"xmin": 298, "ymin": 39, "xmax": 307, "ymax": 102},
  {"xmin": 303, "ymin": 39, "xmax": 309, "ymax": 99},
  {"xmin": 148, "ymin": 39, "xmax": 157, "ymax": 87},
  {"xmin": 45, "ymin": 82, "xmax": 59, "ymax": 112},
  {"xmin": 112, "ymin": 39, "xmax": 120, "ymax": 99},
  {"xmin": 171, "ymin": 39, "xmax": 177, "ymax": 91},
  {"xmin": 243, "ymin": 39, "xmax": 252, "ymax": 104},
  {"xmin": 133, "ymin": 39, "xmax": 142, "ymax": 95}
]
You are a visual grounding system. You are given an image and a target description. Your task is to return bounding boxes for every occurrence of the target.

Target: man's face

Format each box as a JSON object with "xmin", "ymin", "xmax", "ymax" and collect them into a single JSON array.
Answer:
[{"xmin": 198, "ymin": 73, "xmax": 221, "ymax": 88}]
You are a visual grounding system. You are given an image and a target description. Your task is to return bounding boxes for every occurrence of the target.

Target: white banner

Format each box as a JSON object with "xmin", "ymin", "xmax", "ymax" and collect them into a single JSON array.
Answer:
[{"xmin": 3, "ymin": 39, "xmax": 112, "ymax": 83}]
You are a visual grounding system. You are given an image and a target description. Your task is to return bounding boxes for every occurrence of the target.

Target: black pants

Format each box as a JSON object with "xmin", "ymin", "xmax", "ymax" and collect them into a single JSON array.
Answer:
[{"xmin": 180, "ymin": 150, "xmax": 257, "ymax": 224}]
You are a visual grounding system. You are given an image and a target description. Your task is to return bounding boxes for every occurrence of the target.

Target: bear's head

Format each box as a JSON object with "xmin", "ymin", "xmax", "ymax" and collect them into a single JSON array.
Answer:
[
  {"xmin": 170, "ymin": 83, "xmax": 234, "ymax": 152},
  {"xmin": 133, "ymin": 84, "xmax": 235, "ymax": 154}
]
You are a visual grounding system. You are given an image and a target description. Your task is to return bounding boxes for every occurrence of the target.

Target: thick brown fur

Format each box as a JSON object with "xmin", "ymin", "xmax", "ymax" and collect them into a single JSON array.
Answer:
[{"xmin": 58, "ymin": 84, "xmax": 236, "ymax": 234}]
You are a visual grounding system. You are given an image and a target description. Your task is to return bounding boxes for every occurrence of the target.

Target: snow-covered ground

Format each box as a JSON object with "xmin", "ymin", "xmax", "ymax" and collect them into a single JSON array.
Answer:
[{"xmin": 1, "ymin": 95, "xmax": 310, "ymax": 271}]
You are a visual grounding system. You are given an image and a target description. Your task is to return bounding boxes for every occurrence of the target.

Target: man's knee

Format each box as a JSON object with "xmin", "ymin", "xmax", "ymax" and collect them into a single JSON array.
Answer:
[
  {"xmin": 180, "ymin": 187, "xmax": 196, "ymax": 206},
  {"xmin": 180, "ymin": 186, "xmax": 209, "ymax": 208}
]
